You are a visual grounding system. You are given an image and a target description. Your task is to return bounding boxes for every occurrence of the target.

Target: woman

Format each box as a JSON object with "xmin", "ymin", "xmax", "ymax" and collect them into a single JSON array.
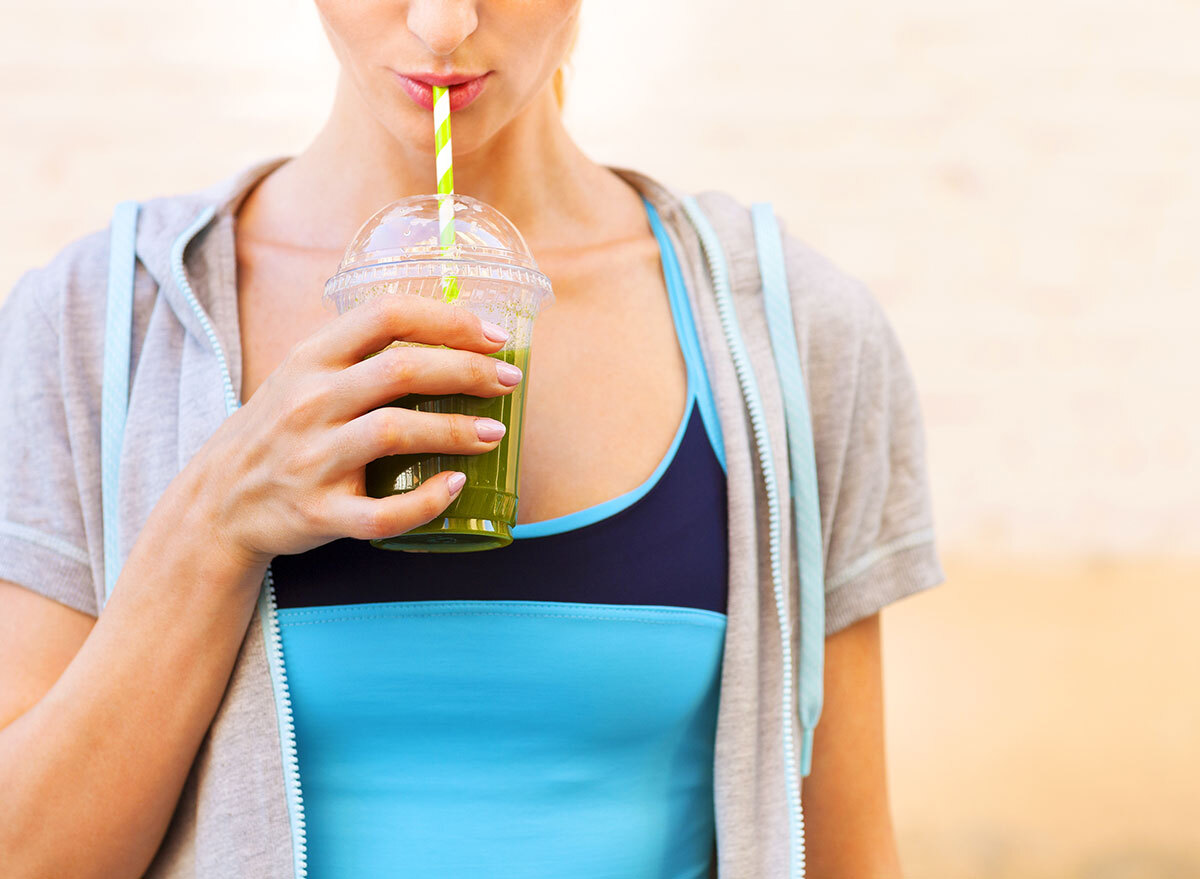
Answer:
[{"xmin": 0, "ymin": 2, "xmax": 944, "ymax": 877}]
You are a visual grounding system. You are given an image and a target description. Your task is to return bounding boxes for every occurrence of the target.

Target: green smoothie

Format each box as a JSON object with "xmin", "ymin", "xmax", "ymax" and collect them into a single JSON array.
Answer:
[{"xmin": 365, "ymin": 345, "xmax": 532, "ymax": 552}]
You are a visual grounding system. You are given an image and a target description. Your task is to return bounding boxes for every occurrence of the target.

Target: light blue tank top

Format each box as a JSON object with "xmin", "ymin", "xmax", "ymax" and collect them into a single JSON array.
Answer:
[
  {"xmin": 278, "ymin": 603, "xmax": 724, "ymax": 878},
  {"xmin": 277, "ymin": 200, "xmax": 727, "ymax": 878}
]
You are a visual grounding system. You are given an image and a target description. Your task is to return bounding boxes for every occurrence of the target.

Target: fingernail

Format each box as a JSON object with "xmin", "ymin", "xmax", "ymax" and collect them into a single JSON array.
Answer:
[
  {"xmin": 474, "ymin": 417, "xmax": 507, "ymax": 441},
  {"xmin": 447, "ymin": 471, "xmax": 467, "ymax": 496},
  {"xmin": 495, "ymin": 361, "xmax": 523, "ymax": 386},
  {"xmin": 480, "ymin": 319, "xmax": 509, "ymax": 343}
]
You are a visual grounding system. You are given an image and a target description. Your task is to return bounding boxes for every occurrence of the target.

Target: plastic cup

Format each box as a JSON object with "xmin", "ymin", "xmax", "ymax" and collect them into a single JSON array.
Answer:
[{"xmin": 323, "ymin": 194, "xmax": 555, "ymax": 552}]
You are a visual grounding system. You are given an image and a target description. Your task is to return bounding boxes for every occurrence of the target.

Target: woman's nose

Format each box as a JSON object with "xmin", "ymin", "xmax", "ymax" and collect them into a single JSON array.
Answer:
[{"xmin": 407, "ymin": 0, "xmax": 479, "ymax": 58}]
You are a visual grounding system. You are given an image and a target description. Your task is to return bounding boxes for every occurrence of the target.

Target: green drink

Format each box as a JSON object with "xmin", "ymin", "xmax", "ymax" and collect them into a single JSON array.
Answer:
[
  {"xmin": 324, "ymin": 194, "xmax": 555, "ymax": 552},
  {"xmin": 365, "ymin": 346, "xmax": 532, "ymax": 551}
]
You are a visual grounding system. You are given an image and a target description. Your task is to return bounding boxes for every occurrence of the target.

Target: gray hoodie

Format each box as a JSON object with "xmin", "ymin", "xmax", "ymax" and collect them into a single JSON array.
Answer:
[{"xmin": 0, "ymin": 157, "xmax": 944, "ymax": 877}]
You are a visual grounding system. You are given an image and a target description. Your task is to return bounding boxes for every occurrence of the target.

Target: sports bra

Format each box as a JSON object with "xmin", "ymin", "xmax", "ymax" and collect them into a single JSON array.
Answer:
[{"xmin": 272, "ymin": 199, "xmax": 729, "ymax": 878}]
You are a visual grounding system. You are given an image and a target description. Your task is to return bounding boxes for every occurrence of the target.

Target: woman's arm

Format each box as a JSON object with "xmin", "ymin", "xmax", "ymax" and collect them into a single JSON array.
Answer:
[
  {"xmin": 0, "ymin": 293, "xmax": 519, "ymax": 878},
  {"xmin": 0, "ymin": 581, "xmax": 94, "ymax": 726},
  {"xmin": 802, "ymin": 612, "xmax": 905, "ymax": 879},
  {"xmin": 0, "ymin": 479, "xmax": 268, "ymax": 879}
]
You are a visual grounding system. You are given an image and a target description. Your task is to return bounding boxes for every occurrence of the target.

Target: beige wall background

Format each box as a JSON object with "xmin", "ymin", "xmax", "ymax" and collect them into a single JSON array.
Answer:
[{"xmin": 3, "ymin": 0, "xmax": 1197, "ymax": 875}]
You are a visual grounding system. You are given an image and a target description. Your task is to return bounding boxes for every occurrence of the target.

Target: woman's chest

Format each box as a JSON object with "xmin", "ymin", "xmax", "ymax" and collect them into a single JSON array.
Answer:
[{"xmin": 235, "ymin": 238, "xmax": 689, "ymax": 525}]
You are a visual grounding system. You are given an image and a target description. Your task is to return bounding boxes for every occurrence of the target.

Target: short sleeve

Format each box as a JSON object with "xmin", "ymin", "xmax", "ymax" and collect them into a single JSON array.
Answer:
[
  {"xmin": 0, "ymin": 268, "xmax": 98, "ymax": 616},
  {"xmin": 790, "ymin": 242, "xmax": 945, "ymax": 636}
]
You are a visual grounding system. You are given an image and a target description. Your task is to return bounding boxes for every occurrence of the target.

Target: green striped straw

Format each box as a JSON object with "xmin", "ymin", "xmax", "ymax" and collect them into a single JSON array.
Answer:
[{"xmin": 432, "ymin": 85, "xmax": 460, "ymax": 303}]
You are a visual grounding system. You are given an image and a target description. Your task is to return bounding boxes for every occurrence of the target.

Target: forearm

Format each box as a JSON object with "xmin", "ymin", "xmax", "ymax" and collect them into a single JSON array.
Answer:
[
  {"xmin": 0, "ymin": 474, "xmax": 267, "ymax": 879},
  {"xmin": 0, "ymin": 289, "xmax": 504, "ymax": 876}
]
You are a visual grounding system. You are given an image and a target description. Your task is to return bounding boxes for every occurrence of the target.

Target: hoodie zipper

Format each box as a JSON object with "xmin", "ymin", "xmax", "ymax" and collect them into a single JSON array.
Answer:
[
  {"xmin": 256, "ymin": 563, "xmax": 308, "ymax": 877},
  {"xmin": 170, "ymin": 207, "xmax": 309, "ymax": 879},
  {"xmin": 681, "ymin": 197, "xmax": 806, "ymax": 879}
]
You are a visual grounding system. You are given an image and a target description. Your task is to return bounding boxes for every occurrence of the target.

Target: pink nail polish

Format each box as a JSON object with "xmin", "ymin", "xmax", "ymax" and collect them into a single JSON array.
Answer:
[
  {"xmin": 475, "ymin": 418, "xmax": 507, "ymax": 441},
  {"xmin": 480, "ymin": 319, "xmax": 509, "ymax": 343},
  {"xmin": 495, "ymin": 361, "xmax": 523, "ymax": 386},
  {"xmin": 447, "ymin": 472, "xmax": 467, "ymax": 496}
]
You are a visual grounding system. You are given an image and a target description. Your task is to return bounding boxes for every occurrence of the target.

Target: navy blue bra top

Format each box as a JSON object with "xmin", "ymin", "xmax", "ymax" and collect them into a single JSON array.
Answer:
[
  {"xmin": 273, "ymin": 199, "xmax": 729, "ymax": 614},
  {"xmin": 273, "ymin": 404, "xmax": 726, "ymax": 612},
  {"xmin": 270, "ymin": 199, "xmax": 730, "ymax": 879}
]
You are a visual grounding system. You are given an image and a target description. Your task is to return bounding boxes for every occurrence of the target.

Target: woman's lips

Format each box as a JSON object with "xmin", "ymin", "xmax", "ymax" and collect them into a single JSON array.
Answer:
[{"xmin": 393, "ymin": 71, "xmax": 491, "ymax": 112}]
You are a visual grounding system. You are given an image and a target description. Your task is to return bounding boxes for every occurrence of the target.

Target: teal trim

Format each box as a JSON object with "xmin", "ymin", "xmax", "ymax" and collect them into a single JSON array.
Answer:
[
  {"xmin": 1, "ymin": 517, "xmax": 92, "ymax": 567},
  {"xmin": 101, "ymin": 200, "xmax": 140, "ymax": 605},
  {"xmin": 644, "ymin": 198, "xmax": 727, "ymax": 474},
  {"xmin": 751, "ymin": 203, "xmax": 825, "ymax": 779},
  {"xmin": 679, "ymin": 197, "xmax": 805, "ymax": 879},
  {"xmin": 511, "ymin": 394, "xmax": 696, "ymax": 539},
  {"xmin": 277, "ymin": 598, "xmax": 729, "ymax": 626}
]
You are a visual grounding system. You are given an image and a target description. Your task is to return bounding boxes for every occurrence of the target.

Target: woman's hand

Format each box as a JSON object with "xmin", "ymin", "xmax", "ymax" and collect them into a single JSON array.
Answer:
[{"xmin": 179, "ymin": 292, "xmax": 519, "ymax": 571}]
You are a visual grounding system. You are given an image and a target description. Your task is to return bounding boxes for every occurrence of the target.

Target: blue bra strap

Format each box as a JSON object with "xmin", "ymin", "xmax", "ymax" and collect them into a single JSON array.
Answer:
[
  {"xmin": 642, "ymin": 197, "xmax": 727, "ymax": 474},
  {"xmin": 101, "ymin": 200, "xmax": 141, "ymax": 606},
  {"xmin": 750, "ymin": 202, "xmax": 825, "ymax": 778}
]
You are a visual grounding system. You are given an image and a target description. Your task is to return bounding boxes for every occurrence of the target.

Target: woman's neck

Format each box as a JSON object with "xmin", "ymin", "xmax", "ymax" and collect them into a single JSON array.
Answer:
[{"xmin": 245, "ymin": 71, "xmax": 640, "ymax": 255}]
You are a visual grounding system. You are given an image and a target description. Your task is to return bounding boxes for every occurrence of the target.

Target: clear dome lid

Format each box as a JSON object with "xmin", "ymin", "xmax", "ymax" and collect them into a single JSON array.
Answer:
[{"xmin": 323, "ymin": 193, "xmax": 553, "ymax": 310}]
